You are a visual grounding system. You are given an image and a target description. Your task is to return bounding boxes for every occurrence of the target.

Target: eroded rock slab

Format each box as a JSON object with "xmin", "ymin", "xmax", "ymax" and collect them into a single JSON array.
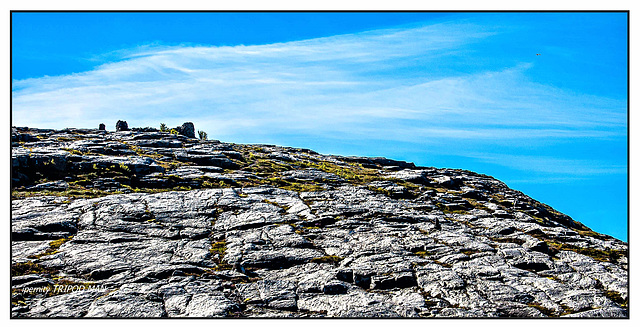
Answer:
[{"xmin": 11, "ymin": 127, "xmax": 628, "ymax": 318}]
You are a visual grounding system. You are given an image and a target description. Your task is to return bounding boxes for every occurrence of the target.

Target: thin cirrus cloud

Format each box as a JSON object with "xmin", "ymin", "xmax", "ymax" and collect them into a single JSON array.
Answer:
[
  {"xmin": 12, "ymin": 21, "xmax": 625, "ymax": 147},
  {"xmin": 467, "ymin": 153, "xmax": 627, "ymax": 176}
]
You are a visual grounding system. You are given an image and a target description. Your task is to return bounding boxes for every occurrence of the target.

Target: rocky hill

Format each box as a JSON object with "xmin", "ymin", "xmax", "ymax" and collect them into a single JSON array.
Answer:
[{"xmin": 11, "ymin": 126, "xmax": 628, "ymax": 318}]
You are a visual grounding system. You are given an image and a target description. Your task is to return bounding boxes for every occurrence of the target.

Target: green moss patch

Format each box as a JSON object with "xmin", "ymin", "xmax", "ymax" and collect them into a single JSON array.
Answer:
[
  {"xmin": 210, "ymin": 241, "xmax": 227, "ymax": 256},
  {"xmin": 546, "ymin": 241, "xmax": 627, "ymax": 263},
  {"xmin": 209, "ymin": 240, "xmax": 232, "ymax": 270},
  {"xmin": 11, "ymin": 261, "xmax": 58, "ymax": 277},
  {"xmin": 265, "ymin": 178, "xmax": 325, "ymax": 192},
  {"xmin": 436, "ymin": 203, "xmax": 470, "ymax": 215},
  {"xmin": 296, "ymin": 160, "xmax": 381, "ymax": 184},
  {"xmin": 576, "ymin": 229, "xmax": 613, "ymax": 241},
  {"xmin": 12, "ymin": 187, "xmax": 123, "ymax": 199},
  {"xmin": 527, "ymin": 302, "xmax": 556, "ymax": 316},
  {"xmin": 603, "ymin": 290, "xmax": 627, "ymax": 308},
  {"xmin": 262, "ymin": 199, "xmax": 291, "ymax": 211},
  {"xmin": 27, "ymin": 236, "xmax": 74, "ymax": 260}
]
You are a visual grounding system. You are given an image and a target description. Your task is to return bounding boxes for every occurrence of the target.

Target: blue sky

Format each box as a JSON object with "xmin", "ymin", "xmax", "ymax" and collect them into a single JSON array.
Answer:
[{"xmin": 11, "ymin": 12, "xmax": 628, "ymax": 241}]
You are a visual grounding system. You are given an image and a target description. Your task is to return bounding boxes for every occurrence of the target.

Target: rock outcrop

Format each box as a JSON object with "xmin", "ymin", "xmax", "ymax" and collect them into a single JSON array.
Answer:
[
  {"xmin": 175, "ymin": 122, "xmax": 196, "ymax": 139},
  {"xmin": 116, "ymin": 120, "xmax": 129, "ymax": 132},
  {"xmin": 11, "ymin": 127, "xmax": 628, "ymax": 318}
]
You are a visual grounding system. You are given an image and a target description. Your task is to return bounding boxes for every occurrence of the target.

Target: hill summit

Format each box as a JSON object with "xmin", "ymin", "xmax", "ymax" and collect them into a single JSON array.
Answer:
[{"xmin": 11, "ymin": 126, "xmax": 628, "ymax": 318}]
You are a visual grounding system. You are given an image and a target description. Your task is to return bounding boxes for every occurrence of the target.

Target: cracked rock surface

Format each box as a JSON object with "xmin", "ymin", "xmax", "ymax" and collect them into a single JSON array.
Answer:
[{"xmin": 11, "ymin": 127, "xmax": 628, "ymax": 318}]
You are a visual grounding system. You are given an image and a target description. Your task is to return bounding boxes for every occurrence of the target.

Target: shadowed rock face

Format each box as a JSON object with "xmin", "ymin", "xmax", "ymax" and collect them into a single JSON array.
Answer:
[
  {"xmin": 115, "ymin": 120, "xmax": 129, "ymax": 132},
  {"xmin": 11, "ymin": 127, "xmax": 628, "ymax": 318},
  {"xmin": 175, "ymin": 122, "xmax": 195, "ymax": 139}
]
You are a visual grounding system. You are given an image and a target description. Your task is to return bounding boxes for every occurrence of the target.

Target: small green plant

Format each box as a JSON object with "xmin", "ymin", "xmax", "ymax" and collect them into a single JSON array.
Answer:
[
  {"xmin": 198, "ymin": 130, "xmax": 208, "ymax": 140},
  {"xmin": 210, "ymin": 241, "xmax": 227, "ymax": 256},
  {"xmin": 41, "ymin": 158, "xmax": 56, "ymax": 166},
  {"xmin": 118, "ymin": 163, "xmax": 131, "ymax": 172},
  {"xmin": 160, "ymin": 123, "xmax": 168, "ymax": 132}
]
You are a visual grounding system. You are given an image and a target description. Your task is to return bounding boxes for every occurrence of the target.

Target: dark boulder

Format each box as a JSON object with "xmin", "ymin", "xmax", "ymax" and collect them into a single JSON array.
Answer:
[
  {"xmin": 176, "ymin": 122, "xmax": 195, "ymax": 138},
  {"xmin": 322, "ymin": 281, "xmax": 349, "ymax": 294},
  {"xmin": 116, "ymin": 120, "xmax": 129, "ymax": 131}
]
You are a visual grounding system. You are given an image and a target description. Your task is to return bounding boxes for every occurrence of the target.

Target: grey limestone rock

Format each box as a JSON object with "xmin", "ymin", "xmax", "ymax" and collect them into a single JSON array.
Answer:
[
  {"xmin": 26, "ymin": 180, "xmax": 69, "ymax": 191},
  {"xmin": 10, "ymin": 128, "xmax": 628, "ymax": 318}
]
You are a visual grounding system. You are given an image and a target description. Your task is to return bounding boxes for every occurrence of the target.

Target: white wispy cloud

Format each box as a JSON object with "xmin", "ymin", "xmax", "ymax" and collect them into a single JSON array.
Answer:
[
  {"xmin": 468, "ymin": 153, "xmax": 627, "ymax": 176},
  {"xmin": 12, "ymin": 20, "xmax": 626, "ymax": 148}
]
